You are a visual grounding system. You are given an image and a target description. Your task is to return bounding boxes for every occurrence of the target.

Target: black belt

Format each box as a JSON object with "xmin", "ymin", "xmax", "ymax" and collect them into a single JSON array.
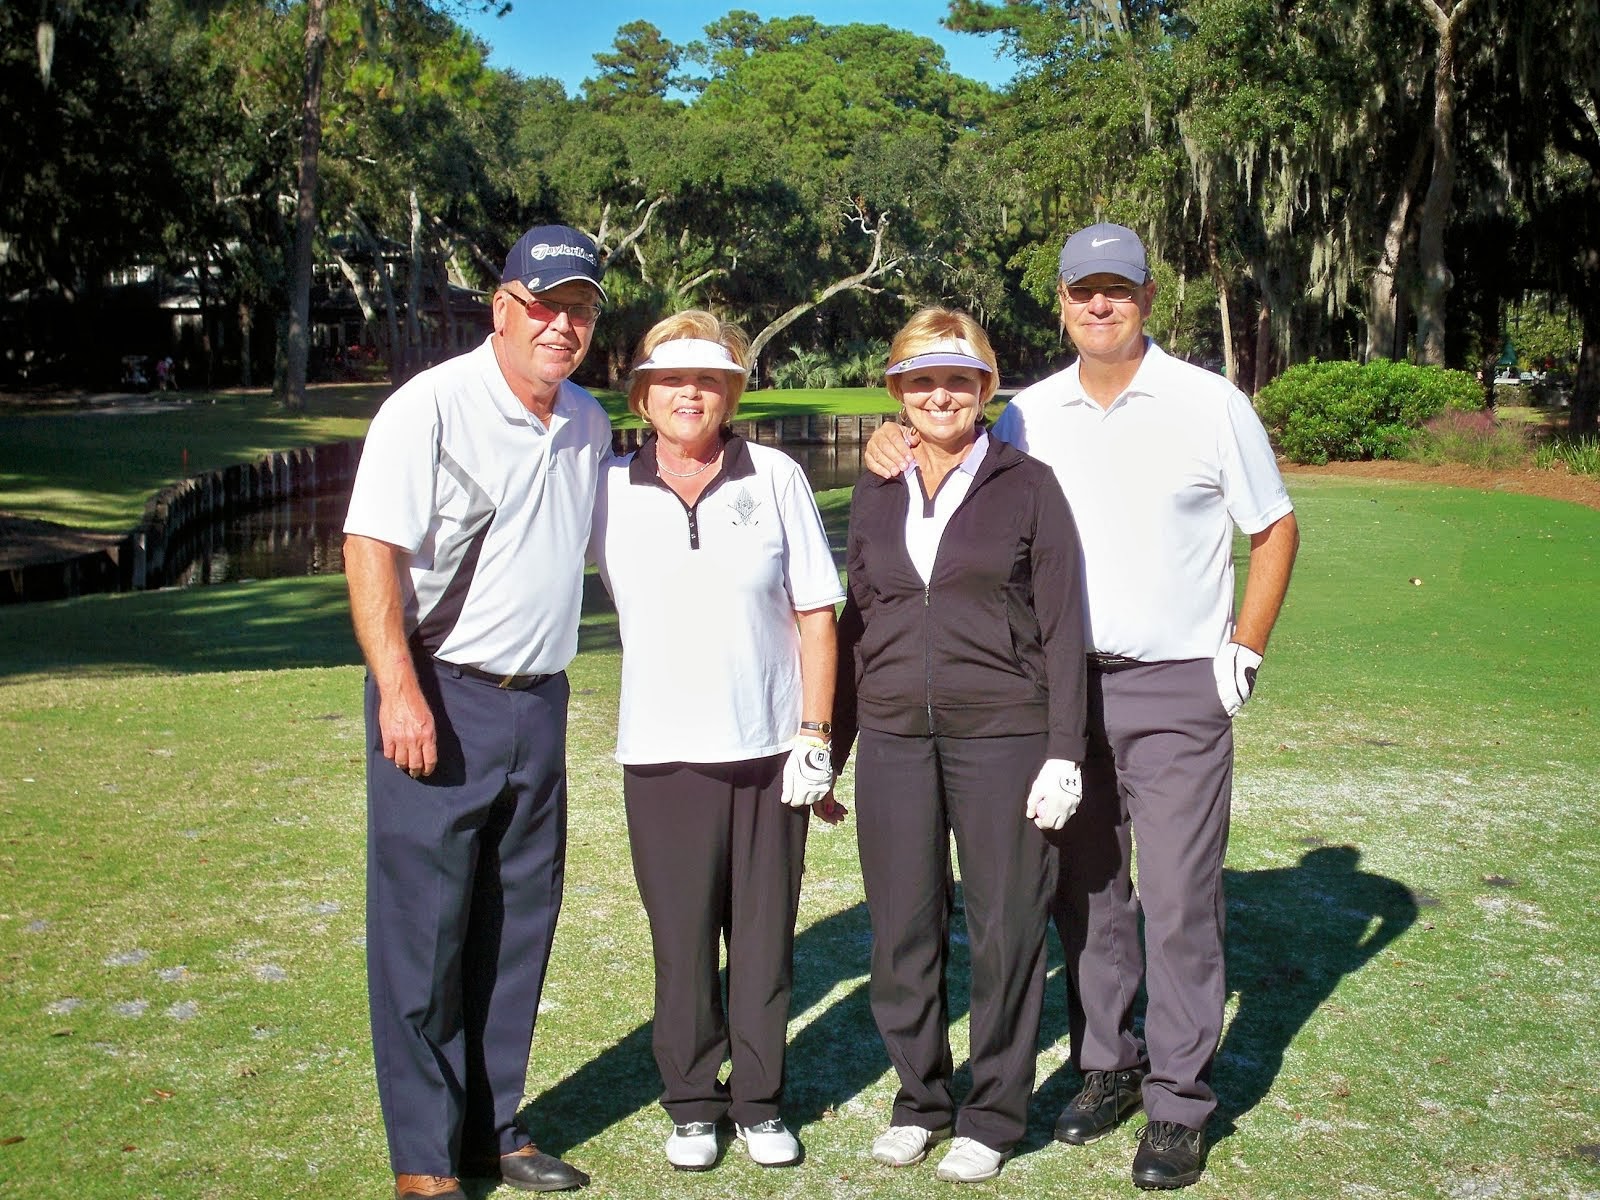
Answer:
[
  {"xmin": 1087, "ymin": 652, "xmax": 1146, "ymax": 672},
  {"xmin": 436, "ymin": 658, "xmax": 556, "ymax": 690}
]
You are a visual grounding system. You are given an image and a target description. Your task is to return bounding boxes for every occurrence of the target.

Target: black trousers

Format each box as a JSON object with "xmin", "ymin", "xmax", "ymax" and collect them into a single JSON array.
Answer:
[
  {"xmin": 1047, "ymin": 657, "xmax": 1234, "ymax": 1130},
  {"xmin": 854, "ymin": 729, "xmax": 1055, "ymax": 1154},
  {"xmin": 365, "ymin": 663, "xmax": 569, "ymax": 1176},
  {"xmin": 624, "ymin": 756, "xmax": 809, "ymax": 1127}
]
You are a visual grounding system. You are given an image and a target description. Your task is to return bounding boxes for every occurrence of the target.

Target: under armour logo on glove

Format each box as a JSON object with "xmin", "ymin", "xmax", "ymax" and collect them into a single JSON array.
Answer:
[
  {"xmin": 1213, "ymin": 642, "xmax": 1264, "ymax": 718},
  {"xmin": 780, "ymin": 736, "xmax": 834, "ymax": 806},
  {"xmin": 1024, "ymin": 758, "xmax": 1083, "ymax": 830}
]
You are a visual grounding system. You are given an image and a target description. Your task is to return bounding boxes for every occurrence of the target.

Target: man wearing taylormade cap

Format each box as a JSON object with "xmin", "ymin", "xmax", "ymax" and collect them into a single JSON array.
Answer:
[
  {"xmin": 864, "ymin": 222, "xmax": 1299, "ymax": 1189},
  {"xmin": 344, "ymin": 224, "xmax": 610, "ymax": 1199}
]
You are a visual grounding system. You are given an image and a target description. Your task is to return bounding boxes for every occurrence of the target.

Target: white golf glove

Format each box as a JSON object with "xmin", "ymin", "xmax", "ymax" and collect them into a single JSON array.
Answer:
[
  {"xmin": 781, "ymin": 736, "xmax": 834, "ymax": 807},
  {"xmin": 1025, "ymin": 758, "xmax": 1083, "ymax": 830},
  {"xmin": 1213, "ymin": 642, "xmax": 1264, "ymax": 718}
]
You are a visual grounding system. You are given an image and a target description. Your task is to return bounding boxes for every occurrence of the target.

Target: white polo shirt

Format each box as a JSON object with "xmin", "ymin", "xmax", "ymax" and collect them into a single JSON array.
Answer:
[
  {"xmin": 591, "ymin": 437, "xmax": 846, "ymax": 766},
  {"xmin": 993, "ymin": 340, "xmax": 1292, "ymax": 661},
  {"xmin": 343, "ymin": 335, "xmax": 613, "ymax": 676},
  {"xmin": 904, "ymin": 432, "xmax": 989, "ymax": 584}
]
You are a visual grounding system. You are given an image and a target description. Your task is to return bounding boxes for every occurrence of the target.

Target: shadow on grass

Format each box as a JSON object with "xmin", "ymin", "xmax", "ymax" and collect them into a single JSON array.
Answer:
[
  {"xmin": 1211, "ymin": 844, "xmax": 1417, "ymax": 1132},
  {"xmin": 0, "ymin": 571, "xmax": 624, "ymax": 681},
  {"xmin": 510, "ymin": 842, "xmax": 1415, "ymax": 1162},
  {"xmin": 0, "ymin": 575, "xmax": 362, "ymax": 678},
  {"xmin": 514, "ymin": 901, "xmax": 888, "ymax": 1154},
  {"xmin": 1032, "ymin": 843, "xmax": 1418, "ymax": 1145},
  {"xmin": 516, "ymin": 883, "xmax": 1004, "ymax": 1157}
]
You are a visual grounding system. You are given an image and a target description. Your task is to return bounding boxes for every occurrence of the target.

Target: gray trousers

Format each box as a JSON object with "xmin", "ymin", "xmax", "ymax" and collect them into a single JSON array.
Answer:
[{"xmin": 1047, "ymin": 657, "xmax": 1233, "ymax": 1130}]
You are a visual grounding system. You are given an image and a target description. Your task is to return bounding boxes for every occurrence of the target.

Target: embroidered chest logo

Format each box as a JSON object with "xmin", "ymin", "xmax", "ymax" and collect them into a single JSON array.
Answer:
[{"xmin": 727, "ymin": 486, "xmax": 761, "ymax": 526}]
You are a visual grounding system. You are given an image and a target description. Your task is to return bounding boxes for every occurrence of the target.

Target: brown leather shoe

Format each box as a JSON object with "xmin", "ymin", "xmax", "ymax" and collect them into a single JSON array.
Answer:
[{"xmin": 395, "ymin": 1175, "xmax": 466, "ymax": 1200}]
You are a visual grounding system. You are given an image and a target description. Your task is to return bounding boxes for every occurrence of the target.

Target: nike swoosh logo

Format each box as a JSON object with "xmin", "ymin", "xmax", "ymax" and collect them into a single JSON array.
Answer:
[{"xmin": 1090, "ymin": 237, "xmax": 1120, "ymax": 247}]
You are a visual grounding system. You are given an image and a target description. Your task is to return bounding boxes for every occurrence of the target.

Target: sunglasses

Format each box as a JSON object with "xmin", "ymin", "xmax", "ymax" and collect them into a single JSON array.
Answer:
[
  {"xmin": 500, "ymin": 289, "xmax": 603, "ymax": 325},
  {"xmin": 1062, "ymin": 283, "xmax": 1140, "ymax": 303}
]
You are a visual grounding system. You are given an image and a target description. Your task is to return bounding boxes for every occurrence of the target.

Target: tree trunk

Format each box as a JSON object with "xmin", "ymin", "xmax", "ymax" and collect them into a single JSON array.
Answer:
[
  {"xmin": 1367, "ymin": 131, "xmax": 1430, "ymax": 362},
  {"xmin": 1413, "ymin": 0, "xmax": 1478, "ymax": 366},
  {"xmin": 350, "ymin": 211, "xmax": 403, "ymax": 380},
  {"xmin": 1205, "ymin": 225, "xmax": 1236, "ymax": 385},
  {"xmin": 239, "ymin": 300, "xmax": 253, "ymax": 388},
  {"xmin": 330, "ymin": 246, "xmax": 384, "ymax": 335},
  {"xmin": 433, "ymin": 237, "xmax": 457, "ymax": 355},
  {"xmin": 1252, "ymin": 298, "xmax": 1274, "ymax": 395},
  {"xmin": 1570, "ymin": 308, "xmax": 1600, "ymax": 435},
  {"xmin": 406, "ymin": 189, "xmax": 425, "ymax": 376},
  {"xmin": 282, "ymin": 0, "xmax": 328, "ymax": 411}
]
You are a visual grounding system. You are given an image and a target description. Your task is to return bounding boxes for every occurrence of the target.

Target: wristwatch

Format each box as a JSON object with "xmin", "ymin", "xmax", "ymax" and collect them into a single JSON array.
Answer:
[{"xmin": 800, "ymin": 720, "xmax": 832, "ymax": 738}]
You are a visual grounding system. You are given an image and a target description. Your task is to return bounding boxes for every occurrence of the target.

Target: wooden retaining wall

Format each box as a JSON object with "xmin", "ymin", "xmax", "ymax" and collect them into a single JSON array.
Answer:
[
  {"xmin": 3, "ymin": 413, "xmax": 895, "ymax": 605},
  {"xmin": 610, "ymin": 412, "xmax": 892, "ymax": 454},
  {"xmin": 1, "ymin": 441, "xmax": 363, "ymax": 605}
]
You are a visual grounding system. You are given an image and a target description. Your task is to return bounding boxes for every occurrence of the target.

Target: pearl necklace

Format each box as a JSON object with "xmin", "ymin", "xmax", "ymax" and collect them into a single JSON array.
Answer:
[{"xmin": 657, "ymin": 442, "xmax": 723, "ymax": 478}]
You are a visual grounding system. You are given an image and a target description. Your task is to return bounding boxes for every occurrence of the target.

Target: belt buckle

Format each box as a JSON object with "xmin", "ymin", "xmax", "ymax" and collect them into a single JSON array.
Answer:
[{"xmin": 497, "ymin": 673, "xmax": 517, "ymax": 689}]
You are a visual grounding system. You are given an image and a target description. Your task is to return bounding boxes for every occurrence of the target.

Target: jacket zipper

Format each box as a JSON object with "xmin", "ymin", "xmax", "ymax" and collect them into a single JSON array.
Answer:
[{"xmin": 924, "ymin": 582, "xmax": 934, "ymax": 731}]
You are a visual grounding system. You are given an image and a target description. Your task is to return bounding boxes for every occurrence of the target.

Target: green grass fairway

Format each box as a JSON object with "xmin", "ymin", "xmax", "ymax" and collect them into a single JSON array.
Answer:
[
  {"xmin": 1, "ymin": 478, "xmax": 1597, "ymax": 1199},
  {"xmin": 0, "ymin": 385, "xmax": 898, "ymax": 531},
  {"xmin": 0, "ymin": 387, "xmax": 388, "ymax": 531}
]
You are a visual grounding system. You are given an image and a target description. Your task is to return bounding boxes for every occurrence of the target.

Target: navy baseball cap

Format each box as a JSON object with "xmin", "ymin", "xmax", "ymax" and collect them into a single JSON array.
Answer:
[
  {"xmin": 501, "ymin": 225, "xmax": 607, "ymax": 300},
  {"xmin": 1058, "ymin": 223, "xmax": 1149, "ymax": 285}
]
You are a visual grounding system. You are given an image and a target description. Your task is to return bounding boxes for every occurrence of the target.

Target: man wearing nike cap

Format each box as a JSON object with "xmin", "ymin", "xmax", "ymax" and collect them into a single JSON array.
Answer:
[
  {"xmin": 864, "ymin": 223, "xmax": 1299, "ymax": 1189},
  {"xmin": 344, "ymin": 224, "xmax": 610, "ymax": 1199}
]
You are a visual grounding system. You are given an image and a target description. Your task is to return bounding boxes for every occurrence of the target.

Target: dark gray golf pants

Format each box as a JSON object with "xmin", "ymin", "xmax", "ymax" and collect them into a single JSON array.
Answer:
[{"xmin": 1048, "ymin": 657, "xmax": 1233, "ymax": 1131}]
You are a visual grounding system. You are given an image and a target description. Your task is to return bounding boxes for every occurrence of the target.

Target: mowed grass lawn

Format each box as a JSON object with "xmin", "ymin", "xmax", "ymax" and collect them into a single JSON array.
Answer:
[
  {"xmin": 0, "ymin": 385, "xmax": 893, "ymax": 532},
  {"xmin": 1, "ymin": 476, "xmax": 1597, "ymax": 1199}
]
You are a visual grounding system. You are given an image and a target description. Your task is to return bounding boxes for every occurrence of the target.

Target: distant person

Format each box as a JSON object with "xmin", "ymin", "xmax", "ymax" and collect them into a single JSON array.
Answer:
[
  {"xmin": 864, "ymin": 225, "xmax": 1299, "ymax": 1190},
  {"xmin": 836, "ymin": 307, "xmax": 1088, "ymax": 1184},
  {"xmin": 343, "ymin": 224, "xmax": 609, "ymax": 1200},
  {"xmin": 590, "ymin": 309, "xmax": 845, "ymax": 1173}
]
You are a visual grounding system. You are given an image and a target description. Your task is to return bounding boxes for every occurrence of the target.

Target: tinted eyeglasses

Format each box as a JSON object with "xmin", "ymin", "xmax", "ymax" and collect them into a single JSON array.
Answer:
[
  {"xmin": 1062, "ymin": 282, "xmax": 1141, "ymax": 303},
  {"xmin": 500, "ymin": 289, "xmax": 603, "ymax": 325}
]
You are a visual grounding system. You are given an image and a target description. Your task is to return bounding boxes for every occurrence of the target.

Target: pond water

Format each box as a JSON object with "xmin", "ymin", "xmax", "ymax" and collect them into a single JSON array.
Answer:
[{"xmin": 175, "ymin": 441, "xmax": 868, "ymax": 586}]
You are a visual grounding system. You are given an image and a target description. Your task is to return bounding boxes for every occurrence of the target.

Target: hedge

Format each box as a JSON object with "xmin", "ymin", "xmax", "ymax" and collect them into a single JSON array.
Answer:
[{"xmin": 1254, "ymin": 359, "xmax": 1483, "ymax": 464}]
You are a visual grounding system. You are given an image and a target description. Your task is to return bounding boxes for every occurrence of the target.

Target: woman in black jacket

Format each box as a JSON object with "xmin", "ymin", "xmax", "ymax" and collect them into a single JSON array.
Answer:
[{"xmin": 834, "ymin": 307, "xmax": 1089, "ymax": 1183}]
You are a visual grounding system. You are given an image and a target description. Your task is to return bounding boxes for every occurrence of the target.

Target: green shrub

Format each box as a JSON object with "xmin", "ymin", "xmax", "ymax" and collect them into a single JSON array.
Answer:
[{"xmin": 1255, "ymin": 358, "xmax": 1483, "ymax": 464}]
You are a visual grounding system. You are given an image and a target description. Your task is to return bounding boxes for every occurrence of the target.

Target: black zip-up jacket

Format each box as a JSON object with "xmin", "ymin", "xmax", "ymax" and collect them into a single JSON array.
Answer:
[{"xmin": 833, "ymin": 437, "xmax": 1088, "ymax": 771}]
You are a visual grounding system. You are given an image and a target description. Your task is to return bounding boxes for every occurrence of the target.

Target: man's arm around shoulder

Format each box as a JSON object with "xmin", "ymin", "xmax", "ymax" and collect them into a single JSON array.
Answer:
[{"xmin": 346, "ymin": 533, "xmax": 438, "ymax": 778}]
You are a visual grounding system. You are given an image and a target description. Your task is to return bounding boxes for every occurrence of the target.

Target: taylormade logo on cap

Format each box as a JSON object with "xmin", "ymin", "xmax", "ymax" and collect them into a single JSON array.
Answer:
[
  {"xmin": 501, "ymin": 224, "xmax": 607, "ymax": 301},
  {"xmin": 525, "ymin": 241, "xmax": 596, "ymax": 264},
  {"xmin": 1058, "ymin": 222, "xmax": 1150, "ymax": 286}
]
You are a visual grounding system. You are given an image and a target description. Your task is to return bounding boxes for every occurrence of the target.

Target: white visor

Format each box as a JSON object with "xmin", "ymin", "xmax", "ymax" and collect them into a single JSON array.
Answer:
[
  {"xmin": 885, "ymin": 336, "xmax": 992, "ymax": 376},
  {"xmin": 632, "ymin": 338, "xmax": 748, "ymax": 375}
]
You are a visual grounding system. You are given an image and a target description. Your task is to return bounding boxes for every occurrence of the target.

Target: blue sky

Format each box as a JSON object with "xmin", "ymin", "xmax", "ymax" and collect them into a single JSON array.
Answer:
[{"xmin": 458, "ymin": 1, "xmax": 1020, "ymax": 95}]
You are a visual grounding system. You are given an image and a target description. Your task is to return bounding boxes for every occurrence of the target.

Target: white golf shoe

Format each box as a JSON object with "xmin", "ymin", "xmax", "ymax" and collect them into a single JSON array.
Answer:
[
  {"xmin": 665, "ymin": 1121, "xmax": 719, "ymax": 1171},
  {"xmin": 736, "ymin": 1118, "xmax": 802, "ymax": 1166},
  {"xmin": 935, "ymin": 1136, "xmax": 1005, "ymax": 1183},
  {"xmin": 871, "ymin": 1123, "xmax": 952, "ymax": 1167}
]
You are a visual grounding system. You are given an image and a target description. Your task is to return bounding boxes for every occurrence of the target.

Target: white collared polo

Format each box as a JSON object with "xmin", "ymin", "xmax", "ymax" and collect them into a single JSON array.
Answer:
[
  {"xmin": 903, "ymin": 431, "xmax": 989, "ymax": 584},
  {"xmin": 343, "ymin": 335, "xmax": 613, "ymax": 676},
  {"xmin": 591, "ymin": 437, "xmax": 846, "ymax": 765},
  {"xmin": 993, "ymin": 340, "xmax": 1292, "ymax": 661}
]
